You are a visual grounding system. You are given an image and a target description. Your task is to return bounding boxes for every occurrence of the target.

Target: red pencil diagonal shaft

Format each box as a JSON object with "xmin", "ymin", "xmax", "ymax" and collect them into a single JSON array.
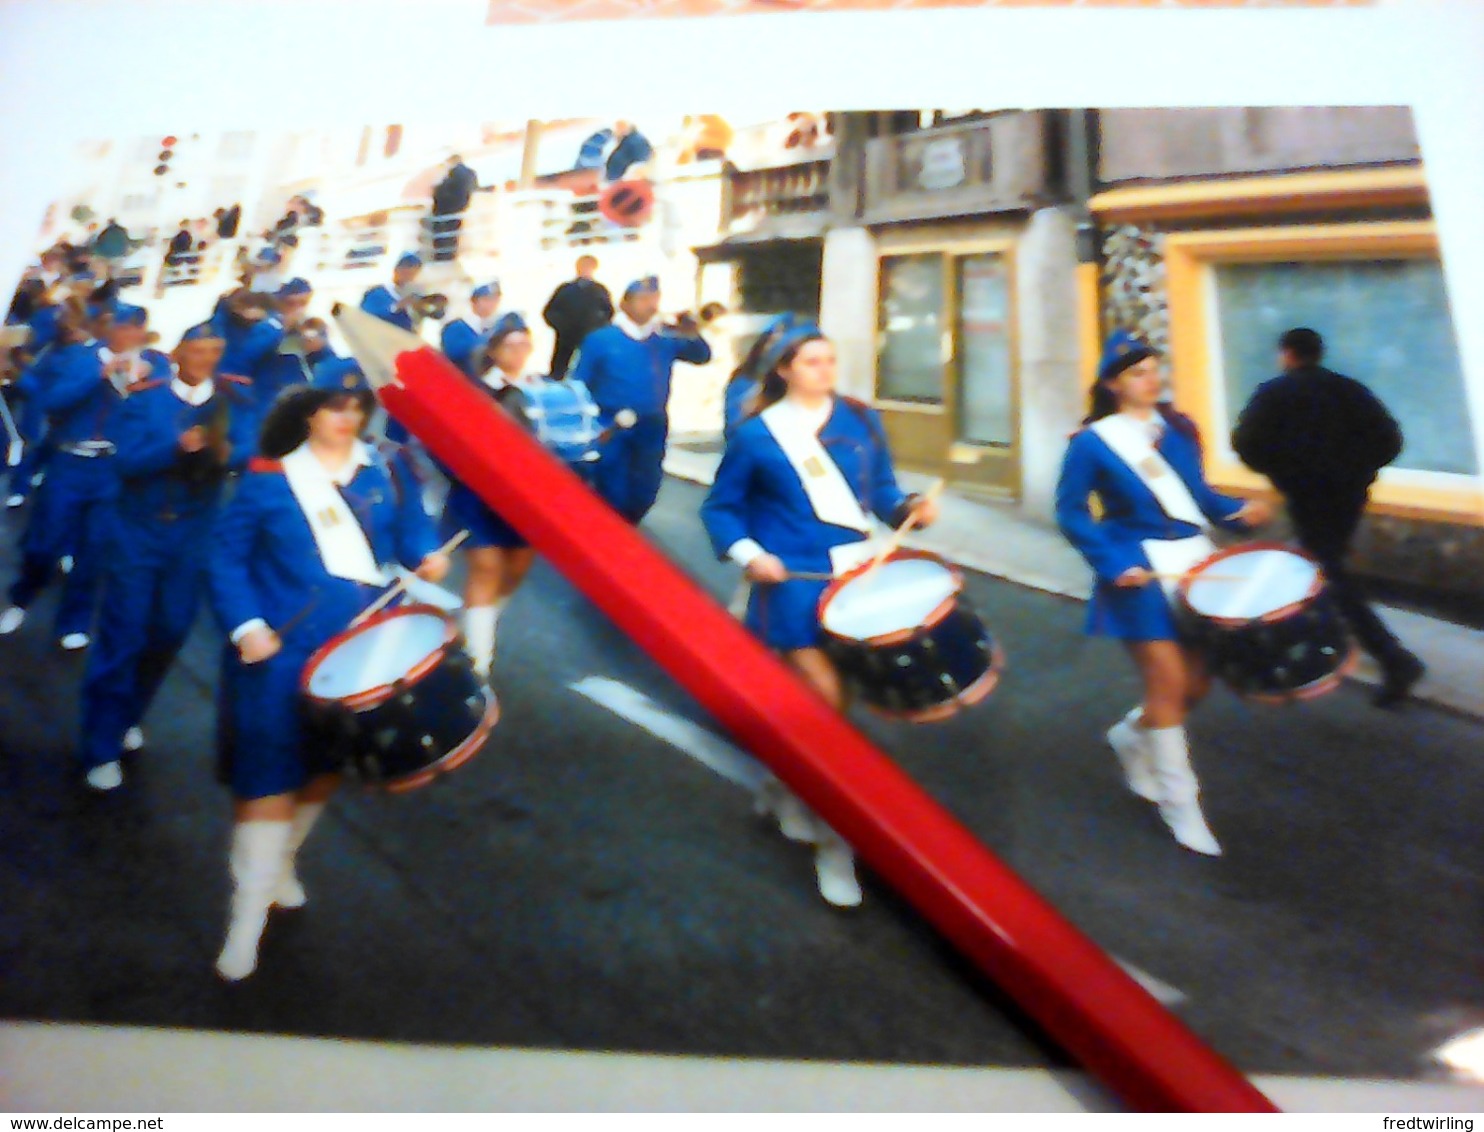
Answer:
[{"xmin": 338, "ymin": 310, "xmax": 1277, "ymax": 1112}]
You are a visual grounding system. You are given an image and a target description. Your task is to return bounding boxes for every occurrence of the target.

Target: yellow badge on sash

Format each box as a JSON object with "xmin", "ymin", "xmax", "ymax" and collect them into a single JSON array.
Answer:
[
  {"xmin": 803, "ymin": 455, "xmax": 827, "ymax": 478},
  {"xmin": 1138, "ymin": 456, "xmax": 1166, "ymax": 479},
  {"xmin": 318, "ymin": 507, "xmax": 342, "ymax": 527}
]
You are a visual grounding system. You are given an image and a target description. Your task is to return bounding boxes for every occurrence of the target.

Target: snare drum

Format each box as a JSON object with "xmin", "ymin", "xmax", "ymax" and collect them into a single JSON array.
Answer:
[
  {"xmin": 818, "ymin": 549, "xmax": 1003, "ymax": 723},
  {"xmin": 301, "ymin": 604, "xmax": 499, "ymax": 792},
  {"xmin": 1178, "ymin": 542, "xmax": 1357, "ymax": 704}
]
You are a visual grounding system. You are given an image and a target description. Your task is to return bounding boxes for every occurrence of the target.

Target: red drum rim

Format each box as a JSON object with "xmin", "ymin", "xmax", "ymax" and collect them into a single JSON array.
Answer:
[
  {"xmin": 1238, "ymin": 642, "xmax": 1359, "ymax": 706},
  {"xmin": 300, "ymin": 602, "xmax": 459, "ymax": 712},
  {"xmin": 375, "ymin": 690, "xmax": 501, "ymax": 794},
  {"xmin": 818, "ymin": 547, "xmax": 965, "ymax": 648},
  {"xmin": 1177, "ymin": 540, "xmax": 1327, "ymax": 628},
  {"xmin": 866, "ymin": 641, "xmax": 1006, "ymax": 725}
]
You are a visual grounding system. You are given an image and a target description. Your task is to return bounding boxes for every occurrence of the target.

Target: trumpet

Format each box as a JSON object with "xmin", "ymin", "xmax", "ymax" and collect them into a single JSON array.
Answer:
[
  {"xmin": 663, "ymin": 302, "xmax": 727, "ymax": 335},
  {"xmin": 397, "ymin": 291, "xmax": 450, "ymax": 322}
]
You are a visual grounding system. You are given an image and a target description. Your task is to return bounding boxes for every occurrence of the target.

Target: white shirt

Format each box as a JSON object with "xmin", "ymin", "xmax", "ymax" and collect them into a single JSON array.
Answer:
[
  {"xmin": 1115, "ymin": 409, "xmax": 1165, "ymax": 445},
  {"xmin": 614, "ymin": 311, "xmax": 660, "ymax": 341},
  {"xmin": 171, "ymin": 375, "xmax": 215, "ymax": 406}
]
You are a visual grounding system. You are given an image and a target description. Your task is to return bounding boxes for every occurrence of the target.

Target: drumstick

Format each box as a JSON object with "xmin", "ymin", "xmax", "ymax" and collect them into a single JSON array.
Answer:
[
  {"xmin": 864, "ymin": 478, "xmax": 946, "ymax": 576},
  {"xmin": 349, "ymin": 529, "xmax": 469, "ymax": 628}
]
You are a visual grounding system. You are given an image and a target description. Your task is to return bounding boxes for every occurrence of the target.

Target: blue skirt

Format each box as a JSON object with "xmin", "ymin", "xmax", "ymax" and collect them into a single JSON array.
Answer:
[
  {"xmin": 745, "ymin": 576, "xmax": 830, "ymax": 652},
  {"xmin": 442, "ymin": 481, "xmax": 528, "ymax": 550},
  {"xmin": 1085, "ymin": 579, "xmax": 1181, "ymax": 642}
]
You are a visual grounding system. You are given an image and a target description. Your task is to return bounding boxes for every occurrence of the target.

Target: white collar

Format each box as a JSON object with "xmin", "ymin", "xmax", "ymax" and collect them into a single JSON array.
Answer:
[
  {"xmin": 171, "ymin": 376, "xmax": 215, "ymax": 406},
  {"xmin": 1116, "ymin": 410, "xmax": 1164, "ymax": 444},
  {"xmin": 481, "ymin": 368, "xmax": 539, "ymax": 392},
  {"xmin": 779, "ymin": 394, "xmax": 834, "ymax": 434},
  {"xmin": 614, "ymin": 311, "xmax": 660, "ymax": 341},
  {"xmin": 286, "ymin": 439, "xmax": 374, "ymax": 487}
]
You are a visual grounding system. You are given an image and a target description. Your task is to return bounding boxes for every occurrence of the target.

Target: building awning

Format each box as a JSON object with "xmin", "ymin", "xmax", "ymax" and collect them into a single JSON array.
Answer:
[{"xmin": 694, "ymin": 212, "xmax": 830, "ymax": 261}]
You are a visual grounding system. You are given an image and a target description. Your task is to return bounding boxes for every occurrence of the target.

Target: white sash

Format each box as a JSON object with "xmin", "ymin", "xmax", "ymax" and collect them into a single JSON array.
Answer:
[
  {"xmin": 1090, "ymin": 414, "xmax": 1208, "ymax": 530},
  {"xmin": 280, "ymin": 442, "xmax": 387, "ymax": 587},
  {"xmin": 759, "ymin": 400, "xmax": 873, "ymax": 537}
]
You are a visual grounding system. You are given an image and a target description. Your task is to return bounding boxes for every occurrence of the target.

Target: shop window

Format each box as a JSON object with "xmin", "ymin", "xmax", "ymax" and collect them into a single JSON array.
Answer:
[
  {"xmin": 877, "ymin": 253, "xmax": 945, "ymax": 403},
  {"xmin": 736, "ymin": 244, "xmax": 822, "ymax": 316},
  {"xmin": 1212, "ymin": 258, "xmax": 1475, "ymax": 476},
  {"xmin": 956, "ymin": 252, "xmax": 1014, "ymax": 446}
]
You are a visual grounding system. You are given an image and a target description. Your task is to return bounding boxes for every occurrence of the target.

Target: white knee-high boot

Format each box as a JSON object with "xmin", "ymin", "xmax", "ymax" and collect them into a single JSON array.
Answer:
[
  {"xmin": 274, "ymin": 803, "xmax": 326, "ymax": 910},
  {"xmin": 216, "ymin": 820, "xmax": 292, "ymax": 981},
  {"xmin": 1106, "ymin": 706, "xmax": 1160, "ymax": 802},
  {"xmin": 812, "ymin": 822, "xmax": 863, "ymax": 908},
  {"xmin": 463, "ymin": 605, "xmax": 501, "ymax": 679},
  {"xmin": 1144, "ymin": 725, "xmax": 1222, "ymax": 857}
]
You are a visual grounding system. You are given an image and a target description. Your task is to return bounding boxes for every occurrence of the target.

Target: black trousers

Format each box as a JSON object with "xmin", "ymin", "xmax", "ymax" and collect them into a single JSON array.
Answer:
[
  {"xmin": 1284, "ymin": 482, "xmax": 1411, "ymax": 671},
  {"xmin": 549, "ymin": 334, "xmax": 580, "ymax": 380}
]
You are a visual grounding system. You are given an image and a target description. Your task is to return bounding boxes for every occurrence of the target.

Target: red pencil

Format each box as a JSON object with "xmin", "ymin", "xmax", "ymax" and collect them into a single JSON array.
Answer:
[{"xmin": 334, "ymin": 305, "xmax": 1278, "ymax": 1113}]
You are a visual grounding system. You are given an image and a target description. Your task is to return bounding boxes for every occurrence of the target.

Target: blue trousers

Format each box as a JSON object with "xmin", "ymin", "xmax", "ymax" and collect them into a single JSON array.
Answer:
[
  {"xmin": 78, "ymin": 510, "xmax": 211, "ymax": 768},
  {"xmin": 593, "ymin": 412, "xmax": 668, "ymax": 524},
  {"xmin": 8, "ymin": 452, "xmax": 117, "ymax": 637}
]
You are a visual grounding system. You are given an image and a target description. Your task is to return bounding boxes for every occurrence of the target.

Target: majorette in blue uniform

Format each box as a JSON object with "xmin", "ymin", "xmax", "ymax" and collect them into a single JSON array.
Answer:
[
  {"xmin": 439, "ymin": 281, "xmax": 502, "ymax": 377},
  {"xmin": 360, "ymin": 253, "xmax": 425, "ymax": 446},
  {"xmin": 701, "ymin": 327, "xmax": 916, "ymax": 653},
  {"xmin": 207, "ymin": 385, "xmax": 442, "ymax": 981},
  {"xmin": 76, "ymin": 322, "xmax": 256, "ymax": 791},
  {"xmin": 570, "ymin": 276, "xmax": 712, "ymax": 524},
  {"xmin": 0, "ymin": 305, "xmax": 170, "ymax": 648},
  {"xmin": 1055, "ymin": 335, "xmax": 1249, "ymax": 642},
  {"xmin": 251, "ymin": 278, "xmax": 319, "ymax": 410}
]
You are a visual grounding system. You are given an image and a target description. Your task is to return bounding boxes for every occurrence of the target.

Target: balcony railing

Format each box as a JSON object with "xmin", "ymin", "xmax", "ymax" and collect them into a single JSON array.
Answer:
[
  {"xmin": 725, "ymin": 159, "xmax": 831, "ymax": 232},
  {"xmin": 861, "ymin": 111, "xmax": 1050, "ymax": 225}
]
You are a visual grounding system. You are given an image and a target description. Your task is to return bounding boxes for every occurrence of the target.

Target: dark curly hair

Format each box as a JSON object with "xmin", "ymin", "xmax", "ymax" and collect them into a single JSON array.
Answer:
[{"xmin": 257, "ymin": 385, "xmax": 374, "ymax": 458}]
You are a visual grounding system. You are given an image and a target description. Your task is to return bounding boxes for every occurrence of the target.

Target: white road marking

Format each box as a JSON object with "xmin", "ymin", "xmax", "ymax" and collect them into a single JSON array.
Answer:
[
  {"xmin": 569, "ymin": 675, "xmax": 771, "ymax": 792},
  {"xmin": 571, "ymin": 674, "xmax": 1190, "ymax": 1008}
]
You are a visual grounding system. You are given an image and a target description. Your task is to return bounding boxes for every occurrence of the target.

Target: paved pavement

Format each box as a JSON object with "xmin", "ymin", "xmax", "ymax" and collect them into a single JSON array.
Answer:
[{"xmin": 0, "ymin": 477, "xmax": 1481, "ymax": 1085}]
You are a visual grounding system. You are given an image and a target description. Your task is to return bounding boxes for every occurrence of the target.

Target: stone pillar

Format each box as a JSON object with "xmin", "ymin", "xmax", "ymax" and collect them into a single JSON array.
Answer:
[
  {"xmin": 1016, "ymin": 206, "xmax": 1083, "ymax": 522},
  {"xmin": 819, "ymin": 226, "xmax": 878, "ymax": 402}
]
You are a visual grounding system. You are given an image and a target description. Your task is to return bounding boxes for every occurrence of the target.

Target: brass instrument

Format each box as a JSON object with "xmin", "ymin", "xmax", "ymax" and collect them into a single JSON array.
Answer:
[
  {"xmin": 662, "ymin": 302, "xmax": 727, "ymax": 336},
  {"xmin": 398, "ymin": 291, "xmax": 450, "ymax": 322}
]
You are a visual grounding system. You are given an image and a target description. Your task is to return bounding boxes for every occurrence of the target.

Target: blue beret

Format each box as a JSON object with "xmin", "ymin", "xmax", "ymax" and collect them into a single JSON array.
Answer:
[
  {"xmin": 755, "ymin": 313, "xmax": 823, "ymax": 377},
  {"xmin": 254, "ymin": 247, "xmax": 283, "ymax": 265},
  {"xmin": 113, "ymin": 304, "xmax": 148, "ymax": 327},
  {"xmin": 179, "ymin": 322, "xmax": 224, "ymax": 344},
  {"xmin": 1097, "ymin": 330, "xmax": 1157, "ymax": 383},
  {"xmin": 624, "ymin": 275, "xmax": 660, "ymax": 298},
  {"xmin": 396, "ymin": 253, "xmax": 423, "ymax": 270},
  {"xmin": 491, "ymin": 312, "xmax": 528, "ymax": 336},
  {"xmin": 471, "ymin": 281, "xmax": 501, "ymax": 300},
  {"xmin": 277, "ymin": 277, "xmax": 312, "ymax": 298}
]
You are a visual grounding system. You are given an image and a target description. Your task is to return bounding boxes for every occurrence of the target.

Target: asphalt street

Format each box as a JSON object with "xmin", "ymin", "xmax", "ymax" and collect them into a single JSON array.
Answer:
[{"xmin": 0, "ymin": 475, "xmax": 1480, "ymax": 1081}]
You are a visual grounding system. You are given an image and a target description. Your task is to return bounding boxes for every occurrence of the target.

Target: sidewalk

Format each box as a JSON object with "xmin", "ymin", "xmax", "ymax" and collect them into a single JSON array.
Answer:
[{"xmin": 664, "ymin": 438, "xmax": 1484, "ymax": 721}]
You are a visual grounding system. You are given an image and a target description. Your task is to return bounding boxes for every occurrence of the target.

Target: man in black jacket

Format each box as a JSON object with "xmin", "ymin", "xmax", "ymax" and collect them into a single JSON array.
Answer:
[
  {"xmin": 542, "ymin": 255, "xmax": 614, "ymax": 378},
  {"xmin": 430, "ymin": 155, "xmax": 479, "ymax": 262},
  {"xmin": 1232, "ymin": 327, "xmax": 1425, "ymax": 707}
]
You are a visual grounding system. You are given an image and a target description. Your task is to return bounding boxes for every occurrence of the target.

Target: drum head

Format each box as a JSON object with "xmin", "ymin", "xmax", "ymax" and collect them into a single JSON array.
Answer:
[
  {"xmin": 1184, "ymin": 547, "xmax": 1320, "ymax": 621},
  {"xmin": 821, "ymin": 556, "xmax": 958, "ymax": 642},
  {"xmin": 305, "ymin": 607, "xmax": 452, "ymax": 703}
]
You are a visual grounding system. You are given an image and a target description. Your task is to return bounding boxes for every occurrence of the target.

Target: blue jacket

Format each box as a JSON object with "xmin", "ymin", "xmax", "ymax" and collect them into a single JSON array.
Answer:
[
  {"xmin": 440, "ymin": 317, "xmax": 493, "ymax": 377},
  {"xmin": 41, "ymin": 341, "xmax": 163, "ymax": 447},
  {"xmin": 570, "ymin": 324, "xmax": 711, "ymax": 419},
  {"xmin": 701, "ymin": 398, "xmax": 910, "ymax": 572},
  {"xmin": 1055, "ymin": 420, "xmax": 1247, "ymax": 585},
  {"xmin": 361, "ymin": 285, "xmax": 414, "ymax": 332},
  {"xmin": 109, "ymin": 376, "xmax": 257, "ymax": 525},
  {"xmin": 210, "ymin": 309, "xmax": 285, "ymax": 384},
  {"xmin": 723, "ymin": 376, "xmax": 757, "ymax": 441},
  {"xmin": 208, "ymin": 452, "xmax": 439, "ymax": 647}
]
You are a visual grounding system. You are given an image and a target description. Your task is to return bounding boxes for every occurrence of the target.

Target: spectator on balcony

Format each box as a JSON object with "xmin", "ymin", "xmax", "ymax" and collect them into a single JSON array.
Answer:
[
  {"xmin": 429, "ymin": 155, "xmax": 480, "ymax": 263},
  {"xmin": 542, "ymin": 256, "xmax": 613, "ymax": 380},
  {"xmin": 216, "ymin": 204, "xmax": 242, "ymax": 240},
  {"xmin": 678, "ymin": 116, "xmax": 733, "ymax": 164},
  {"xmin": 90, "ymin": 218, "xmax": 131, "ymax": 264},
  {"xmin": 604, "ymin": 122, "xmax": 654, "ymax": 185},
  {"xmin": 164, "ymin": 221, "xmax": 195, "ymax": 269},
  {"xmin": 571, "ymin": 276, "xmax": 712, "ymax": 524},
  {"xmin": 441, "ymin": 282, "xmax": 503, "ymax": 377}
]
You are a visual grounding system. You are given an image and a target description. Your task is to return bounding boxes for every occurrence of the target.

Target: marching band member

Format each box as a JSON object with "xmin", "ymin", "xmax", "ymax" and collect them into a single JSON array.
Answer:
[
  {"xmin": 438, "ymin": 313, "xmax": 542, "ymax": 679},
  {"xmin": 700, "ymin": 320, "xmax": 936, "ymax": 907},
  {"xmin": 210, "ymin": 284, "xmax": 285, "ymax": 416},
  {"xmin": 440, "ymin": 282, "xmax": 502, "ymax": 377},
  {"xmin": 252, "ymin": 278, "xmax": 318, "ymax": 408},
  {"xmin": 207, "ymin": 386, "xmax": 448, "ymax": 980},
  {"xmin": 77, "ymin": 323, "xmax": 255, "ymax": 791},
  {"xmin": 0, "ymin": 304, "xmax": 166, "ymax": 648},
  {"xmin": 303, "ymin": 319, "xmax": 366, "ymax": 394},
  {"xmin": 360, "ymin": 253, "xmax": 424, "ymax": 334},
  {"xmin": 571, "ymin": 276, "xmax": 712, "ymax": 524},
  {"xmin": 1055, "ymin": 332, "xmax": 1271, "ymax": 857}
]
